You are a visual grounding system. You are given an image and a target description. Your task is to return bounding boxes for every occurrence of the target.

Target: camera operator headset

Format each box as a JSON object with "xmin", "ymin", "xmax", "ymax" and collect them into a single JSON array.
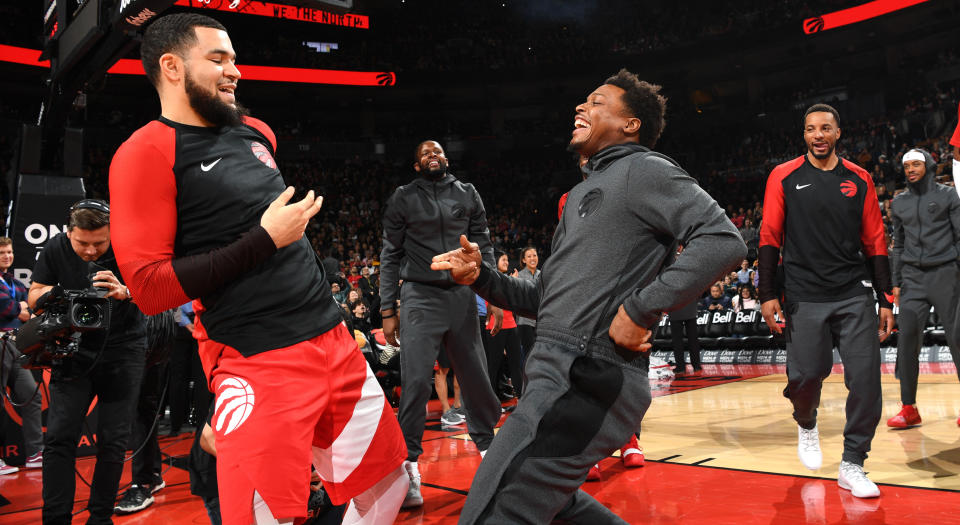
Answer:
[{"xmin": 27, "ymin": 199, "xmax": 149, "ymax": 525}]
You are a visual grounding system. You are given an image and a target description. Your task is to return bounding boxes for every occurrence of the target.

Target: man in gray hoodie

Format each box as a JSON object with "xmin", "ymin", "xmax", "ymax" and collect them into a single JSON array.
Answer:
[
  {"xmin": 432, "ymin": 69, "xmax": 746, "ymax": 524},
  {"xmin": 887, "ymin": 148, "xmax": 960, "ymax": 428}
]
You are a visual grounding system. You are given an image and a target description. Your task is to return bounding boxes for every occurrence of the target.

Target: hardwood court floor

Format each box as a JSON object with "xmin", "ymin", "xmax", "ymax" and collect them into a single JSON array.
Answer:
[{"xmin": 1, "ymin": 364, "xmax": 958, "ymax": 524}]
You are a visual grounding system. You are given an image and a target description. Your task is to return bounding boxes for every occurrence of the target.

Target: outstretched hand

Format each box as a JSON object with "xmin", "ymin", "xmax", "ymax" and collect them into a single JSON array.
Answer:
[{"xmin": 431, "ymin": 235, "xmax": 483, "ymax": 285}]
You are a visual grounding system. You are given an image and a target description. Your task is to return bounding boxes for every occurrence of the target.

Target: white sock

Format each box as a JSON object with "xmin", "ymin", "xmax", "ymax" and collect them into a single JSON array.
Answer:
[
  {"xmin": 253, "ymin": 490, "xmax": 294, "ymax": 525},
  {"xmin": 342, "ymin": 465, "xmax": 409, "ymax": 525}
]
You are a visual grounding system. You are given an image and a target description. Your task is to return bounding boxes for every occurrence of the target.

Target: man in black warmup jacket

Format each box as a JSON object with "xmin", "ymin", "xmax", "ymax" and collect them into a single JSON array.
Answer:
[
  {"xmin": 887, "ymin": 148, "xmax": 960, "ymax": 428},
  {"xmin": 379, "ymin": 140, "xmax": 501, "ymax": 508}
]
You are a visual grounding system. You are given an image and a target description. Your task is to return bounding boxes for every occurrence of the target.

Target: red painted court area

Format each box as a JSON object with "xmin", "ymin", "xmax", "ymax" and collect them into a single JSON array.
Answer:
[{"xmin": 1, "ymin": 364, "xmax": 958, "ymax": 524}]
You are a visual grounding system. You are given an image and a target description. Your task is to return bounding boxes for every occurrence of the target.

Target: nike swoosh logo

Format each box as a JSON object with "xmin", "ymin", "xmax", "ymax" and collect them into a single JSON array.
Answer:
[
  {"xmin": 200, "ymin": 158, "xmax": 222, "ymax": 171},
  {"xmin": 796, "ymin": 184, "xmax": 812, "ymax": 190}
]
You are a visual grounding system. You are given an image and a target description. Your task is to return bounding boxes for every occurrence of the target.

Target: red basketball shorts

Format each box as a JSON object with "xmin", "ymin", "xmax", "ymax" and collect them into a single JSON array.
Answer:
[{"xmin": 200, "ymin": 322, "xmax": 406, "ymax": 525}]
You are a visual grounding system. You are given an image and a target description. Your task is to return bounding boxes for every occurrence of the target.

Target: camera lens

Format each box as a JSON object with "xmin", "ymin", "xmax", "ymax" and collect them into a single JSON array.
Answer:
[{"xmin": 73, "ymin": 303, "xmax": 102, "ymax": 327}]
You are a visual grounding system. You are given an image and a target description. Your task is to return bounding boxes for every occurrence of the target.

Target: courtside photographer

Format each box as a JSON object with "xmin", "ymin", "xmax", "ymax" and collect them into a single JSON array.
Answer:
[{"xmin": 25, "ymin": 199, "xmax": 147, "ymax": 525}]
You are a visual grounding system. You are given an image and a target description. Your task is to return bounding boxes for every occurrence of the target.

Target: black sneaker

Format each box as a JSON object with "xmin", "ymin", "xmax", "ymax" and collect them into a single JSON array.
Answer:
[{"xmin": 114, "ymin": 484, "xmax": 155, "ymax": 514}]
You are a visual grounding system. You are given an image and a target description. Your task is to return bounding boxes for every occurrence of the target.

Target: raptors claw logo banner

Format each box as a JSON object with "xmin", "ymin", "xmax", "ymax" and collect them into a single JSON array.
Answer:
[{"xmin": 803, "ymin": 0, "xmax": 930, "ymax": 34}]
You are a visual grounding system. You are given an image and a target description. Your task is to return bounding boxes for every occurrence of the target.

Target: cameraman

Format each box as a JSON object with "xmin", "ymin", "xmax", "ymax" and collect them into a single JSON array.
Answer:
[{"xmin": 28, "ymin": 200, "xmax": 147, "ymax": 525}]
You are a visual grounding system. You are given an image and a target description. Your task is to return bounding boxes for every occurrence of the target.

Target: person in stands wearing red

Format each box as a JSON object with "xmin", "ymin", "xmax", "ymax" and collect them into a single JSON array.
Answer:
[{"xmin": 484, "ymin": 252, "xmax": 525, "ymax": 401}]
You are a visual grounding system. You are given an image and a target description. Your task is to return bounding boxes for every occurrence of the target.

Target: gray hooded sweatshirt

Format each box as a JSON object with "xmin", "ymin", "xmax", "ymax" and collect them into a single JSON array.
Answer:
[
  {"xmin": 471, "ymin": 143, "xmax": 746, "ymax": 361},
  {"xmin": 891, "ymin": 148, "xmax": 960, "ymax": 286}
]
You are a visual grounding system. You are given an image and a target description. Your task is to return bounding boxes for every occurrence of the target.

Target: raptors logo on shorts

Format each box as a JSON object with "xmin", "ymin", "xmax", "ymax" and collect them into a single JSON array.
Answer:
[{"xmin": 215, "ymin": 377, "xmax": 256, "ymax": 435}]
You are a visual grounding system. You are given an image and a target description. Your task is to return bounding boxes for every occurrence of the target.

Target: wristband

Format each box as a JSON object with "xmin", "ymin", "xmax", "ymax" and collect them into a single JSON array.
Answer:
[{"xmin": 381, "ymin": 313, "xmax": 397, "ymax": 320}]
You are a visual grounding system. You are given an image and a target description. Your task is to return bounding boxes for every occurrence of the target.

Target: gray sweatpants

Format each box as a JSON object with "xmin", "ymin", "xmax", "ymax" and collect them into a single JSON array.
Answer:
[
  {"xmin": 896, "ymin": 263, "xmax": 960, "ymax": 405},
  {"xmin": 398, "ymin": 282, "xmax": 499, "ymax": 462},
  {"xmin": 1, "ymin": 339, "xmax": 43, "ymax": 457},
  {"xmin": 783, "ymin": 293, "xmax": 881, "ymax": 466},
  {"xmin": 459, "ymin": 333, "xmax": 651, "ymax": 525}
]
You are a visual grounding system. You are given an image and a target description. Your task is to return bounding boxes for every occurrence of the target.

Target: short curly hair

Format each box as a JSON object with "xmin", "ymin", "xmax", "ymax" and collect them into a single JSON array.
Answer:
[{"xmin": 604, "ymin": 69, "xmax": 667, "ymax": 148}]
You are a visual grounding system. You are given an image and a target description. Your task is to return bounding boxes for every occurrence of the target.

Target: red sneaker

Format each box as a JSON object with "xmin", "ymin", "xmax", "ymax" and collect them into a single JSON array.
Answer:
[
  {"xmin": 886, "ymin": 404, "xmax": 921, "ymax": 428},
  {"xmin": 586, "ymin": 464, "xmax": 601, "ymax": 481},
  {"xmin": 620, "ymin": 435, "xmax": 645, "ymax": 468}
]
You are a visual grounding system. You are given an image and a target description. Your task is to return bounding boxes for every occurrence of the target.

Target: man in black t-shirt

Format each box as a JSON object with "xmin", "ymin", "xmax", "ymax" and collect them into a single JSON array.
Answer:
[{"xmin": 28, "ymin": 200, "xmax": 147, "ymax": 525}]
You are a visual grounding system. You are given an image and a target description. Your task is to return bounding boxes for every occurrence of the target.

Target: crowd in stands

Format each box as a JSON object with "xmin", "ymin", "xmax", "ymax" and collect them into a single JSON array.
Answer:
[
  {"xmin": 1, "ymin": 83, "xmax": 957, "ymax": 342},
  {"xmin": 0, "ymin": 1, "xmax": 886, "ymax": 74},
  {"xmin": 217, "ymin": 0, "xmax": 878, "ymax": 74}
]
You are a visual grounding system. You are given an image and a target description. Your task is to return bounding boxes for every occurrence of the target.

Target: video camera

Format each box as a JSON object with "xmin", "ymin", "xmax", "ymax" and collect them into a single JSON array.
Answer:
[{"xmin": 15, "ymin": 286, "xmax": 111, "ymax": 369}]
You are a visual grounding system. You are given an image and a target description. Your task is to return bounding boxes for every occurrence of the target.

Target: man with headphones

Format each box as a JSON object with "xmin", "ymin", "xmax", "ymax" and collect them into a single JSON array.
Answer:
[{"xmin": 28, "ymin": 199, "xmax": 148, "ymax": 525}]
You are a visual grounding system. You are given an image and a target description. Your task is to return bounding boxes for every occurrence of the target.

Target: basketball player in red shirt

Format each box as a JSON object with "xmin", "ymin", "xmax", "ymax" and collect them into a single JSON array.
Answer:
[{"xmin": 109, "ymin": 14, "xmax": 406, "ymax": 525}]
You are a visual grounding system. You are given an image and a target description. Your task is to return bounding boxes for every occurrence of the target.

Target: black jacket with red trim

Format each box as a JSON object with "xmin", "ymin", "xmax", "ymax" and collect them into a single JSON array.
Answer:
[
  {"xmin": 109, "ymin": 116, "xmax": 341, "ymax": 357},
  {"xmin": 758, "ymin": 155, "xmax": 892, "ymax": 305}
]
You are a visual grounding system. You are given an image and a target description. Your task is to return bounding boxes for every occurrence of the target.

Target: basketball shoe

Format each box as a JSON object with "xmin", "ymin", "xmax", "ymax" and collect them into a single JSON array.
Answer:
[
  {"xmin": 886, "ymin": 404, "xmax": 921, "ymax": 428},
  {"xmin": 838, "ymin": 461, "xmax": 880, "ymax": 498},
  {"xmin": 797, "ymin": 424, "xmax": 822, "ymax": 470}
]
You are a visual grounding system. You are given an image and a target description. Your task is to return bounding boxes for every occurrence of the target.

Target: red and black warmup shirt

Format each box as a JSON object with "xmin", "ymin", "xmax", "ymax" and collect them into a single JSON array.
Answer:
[
  {"xmin": 109, "ymin": 116, "xmax": 341, "ymax": 356},
  {"xmin": 758, "ymin": 155, "xmax": 890, "ymax": 303}
]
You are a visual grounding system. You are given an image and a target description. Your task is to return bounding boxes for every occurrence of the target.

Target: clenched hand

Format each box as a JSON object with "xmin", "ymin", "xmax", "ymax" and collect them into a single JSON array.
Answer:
[{"xmin": 609, "ymin": 305, "xmax": 652, "ymax": 353}]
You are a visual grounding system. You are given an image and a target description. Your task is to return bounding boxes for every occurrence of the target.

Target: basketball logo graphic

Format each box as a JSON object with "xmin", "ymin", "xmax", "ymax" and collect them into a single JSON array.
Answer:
[
  {"xmin": 215, "ymin": 377, "xmax": 255, "ymax": 435},
  {"xmin": 803, "ymin": 16, "xmax": 825, "ymax": 34},
  {"xmin": 578, "ymin": 188, "xmax": 604, "ymax": 218},
  {"xmin": 251, "ymin": 141, "xmax": 275, "ymax": 169},
  {"xmin": 376, "ymin": 72, "xmax": 396, "ymax": 86},
  {"xmin": 840, "ymin": 180, "xmax": 857, "ymax": 197}
]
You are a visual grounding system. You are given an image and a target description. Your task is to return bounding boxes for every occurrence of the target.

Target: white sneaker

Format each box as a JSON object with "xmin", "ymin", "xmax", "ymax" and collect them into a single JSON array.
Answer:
[
  {"xmin": 797, "ymin": 424, "xmax": 822, "ymax": 470},
  {"xmin": 401, "ymin": 460, "xmax": 422, "ymax": 508},
  {"xmin": 0, "ymin": 459, "xmax": 18, "ymax": 475},
  {"xmin": 838, "ymin": 461, "xmax": 880, "ymax": 498}
]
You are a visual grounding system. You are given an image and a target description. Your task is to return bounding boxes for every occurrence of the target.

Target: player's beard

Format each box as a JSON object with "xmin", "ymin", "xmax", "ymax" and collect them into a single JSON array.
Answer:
[
  {"xmin": 185, "ymin": 72, "xmax": 248, "ymax": 127},
  {"xmin": 421, "ymin": 160, "xmax": 447, "ymax": 180}
]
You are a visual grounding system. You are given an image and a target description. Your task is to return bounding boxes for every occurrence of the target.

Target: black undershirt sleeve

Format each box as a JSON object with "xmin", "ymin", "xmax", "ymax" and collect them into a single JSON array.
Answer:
[
  {"xmin": 171, "ymin": 226, "xmax": 278, "ymax": 299},
  {"xmin": 867, "ymin": 254, "xmax": 893, "ymax": 309},
  {"xmin": 757, "ymin": 245, "xmax": 780, "ymax": 304}
]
